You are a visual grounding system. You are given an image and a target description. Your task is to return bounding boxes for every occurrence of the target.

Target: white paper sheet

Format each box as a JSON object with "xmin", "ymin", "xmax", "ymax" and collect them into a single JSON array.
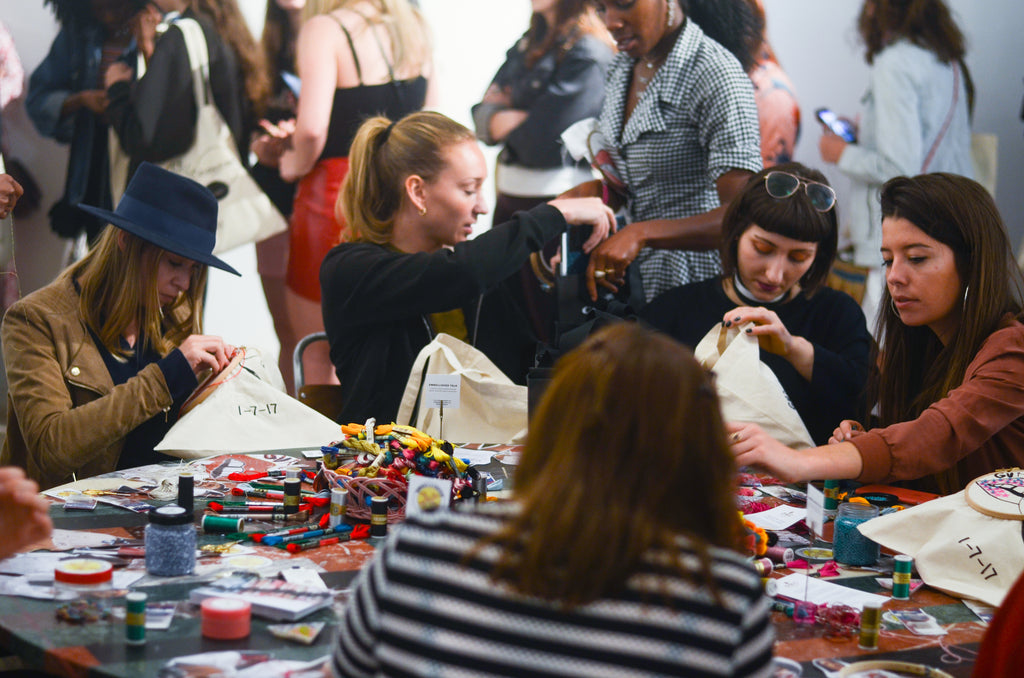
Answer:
[
  {"xmin": 743, "ymin": 504, "xmax": 806, "ymax": 531},
  {"xmin": 773, "ymin": 573, "xmax": 889, "ymax": 610}
]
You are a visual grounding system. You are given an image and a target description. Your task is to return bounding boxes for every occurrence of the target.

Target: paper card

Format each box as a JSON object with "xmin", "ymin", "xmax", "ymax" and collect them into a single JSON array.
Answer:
[
  {"xmin": 773, "ymin": 573, "xmax": 889, "ymax": 610},
  {"xmin": 805, "ymin": 483, "xmax": 825, "ymax": 538},
  {"xmin": 423, "ymin": 375, "xmax": 460, "ymax": 409},
  {"xmin": 743, "ymin": 504, "xmax": 806, "ymax": 531},
  {"xmin": 405, "ymin": 475, "xmax": 452, "ymax": 518},
  {"xmin": 451, "ymin": 446, "xmax": 495, "ymax": 466}
]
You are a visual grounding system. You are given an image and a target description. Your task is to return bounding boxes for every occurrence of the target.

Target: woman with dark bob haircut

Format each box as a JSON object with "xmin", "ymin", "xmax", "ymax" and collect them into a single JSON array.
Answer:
[
  {"xmin": 733, "ymin": 173, "xmax": 1024, "ymax": 495},
  {"xmin": 331, "ymin": 323, "xmax": 773, "ymax": 677},
  {"xmin": 642, "ymin": 162, "xmax": 872, "ymax": 444}
]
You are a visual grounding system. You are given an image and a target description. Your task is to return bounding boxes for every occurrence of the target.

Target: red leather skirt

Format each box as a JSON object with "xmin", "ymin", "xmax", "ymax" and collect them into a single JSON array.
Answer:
[{"xmin": 286, "ymin": 157, "xmax": 349, "ymax": 302}]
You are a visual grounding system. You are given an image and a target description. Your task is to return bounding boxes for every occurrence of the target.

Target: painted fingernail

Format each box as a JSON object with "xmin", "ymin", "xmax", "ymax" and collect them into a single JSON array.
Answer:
[
  {"xmin": 724, "ymin": 321, "xmax": 731, "ymax": 327},
  {"xmin": 745, "ymin": 328, "xmax": 752, "ymax": 334},
  {"xmin": 734, "ymin": 316, "xmax": 741, "ymax": 322}
]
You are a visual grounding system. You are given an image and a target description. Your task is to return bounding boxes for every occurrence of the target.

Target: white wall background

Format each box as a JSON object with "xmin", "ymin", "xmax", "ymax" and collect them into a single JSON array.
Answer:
[{"xmin": 3, "ymin": 0, "xmax": 1022, "ymax": 367}]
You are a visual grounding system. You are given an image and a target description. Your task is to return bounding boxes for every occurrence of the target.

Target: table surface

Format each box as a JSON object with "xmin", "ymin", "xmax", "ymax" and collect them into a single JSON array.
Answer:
[{"xmin": 0, "ymin": 454, "xmax": 989, "ymax": 677}]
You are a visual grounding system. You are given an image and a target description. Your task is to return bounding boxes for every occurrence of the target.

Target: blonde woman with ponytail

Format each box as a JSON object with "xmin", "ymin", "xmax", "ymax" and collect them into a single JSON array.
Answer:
[
  {"xmin": 272, "ymin": 0, "xmax": 434, "ymax": 391},
  {"xmin": 321, "ymin": 111, "xmax": 616, "ymax": 425}
]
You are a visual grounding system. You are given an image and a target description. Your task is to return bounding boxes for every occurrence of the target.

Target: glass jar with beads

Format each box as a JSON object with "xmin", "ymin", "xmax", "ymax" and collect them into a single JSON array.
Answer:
[
  {"xmin": 145, "ymin": 505, "xmax": 196, "ymax": 576},
  {"xmin": 832, "ymin": 501, "xmax": 880, "ymax": 566}
]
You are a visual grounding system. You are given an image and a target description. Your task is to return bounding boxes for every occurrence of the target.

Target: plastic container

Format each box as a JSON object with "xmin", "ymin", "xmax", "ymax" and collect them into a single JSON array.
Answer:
[
  {"xmin": 54, "ymin": 558, "xmax": 113, "ymax": 598},
  {"xmin": 833, "ymin": 502, "xmax": 880, "ymax": 566},
  {"xmin": 145, "ymin": 505, "xmax": 196, "ymax": 576}
]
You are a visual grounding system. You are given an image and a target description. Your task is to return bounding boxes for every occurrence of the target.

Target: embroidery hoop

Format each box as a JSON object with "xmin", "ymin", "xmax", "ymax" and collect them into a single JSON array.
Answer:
[
  {"xmin": 964, "ymin": 468, "xmax": 1024, "ymax": 520},
  {"xmin": 179, "ymin": 347, "xmax": 246, "ymax": 416},
  {"xmin": 837, "ymin": 660, "xmax": 952, "ymax": 678}
]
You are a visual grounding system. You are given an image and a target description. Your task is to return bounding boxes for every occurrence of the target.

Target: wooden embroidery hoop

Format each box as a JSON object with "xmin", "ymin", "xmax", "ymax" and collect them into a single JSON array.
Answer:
[
  {"xmin": 964, "ymin": 468, "xmax": 1024, "ymax": 520},
  {"xmin": 179, "ymin": 347, "xmax": 246, "ymax": 416}
]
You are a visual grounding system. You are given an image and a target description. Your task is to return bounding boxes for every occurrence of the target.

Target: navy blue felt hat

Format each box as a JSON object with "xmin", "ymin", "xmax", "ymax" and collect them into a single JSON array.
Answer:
[{"xmin": 77, "ymin": 162, "xmax": 241, "ymax": 276}]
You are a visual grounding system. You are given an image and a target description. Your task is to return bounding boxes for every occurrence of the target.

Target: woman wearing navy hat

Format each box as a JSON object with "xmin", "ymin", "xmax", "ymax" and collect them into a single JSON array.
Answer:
[{"xmin": 0, "ymin": 162, "xmax": 239, "ymax": 490}]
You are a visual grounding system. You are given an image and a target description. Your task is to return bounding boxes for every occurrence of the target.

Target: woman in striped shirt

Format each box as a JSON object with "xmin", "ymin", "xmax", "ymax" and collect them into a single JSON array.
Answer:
[{"xmin": 332, "ymin": 322, "xmax": 773, "ymax": 677}]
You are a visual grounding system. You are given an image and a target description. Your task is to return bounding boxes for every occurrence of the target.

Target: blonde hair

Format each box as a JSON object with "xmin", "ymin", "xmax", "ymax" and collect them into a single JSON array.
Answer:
[
  {"xmin": 303, "ymin": 0, "xmax": 430, "ymax": 74},
  {"xmin": 338, "ymin": 111, "xmax": 476, "ymax": 244},
  {"xmin": 62, "ymin": 226, "xmax": 207, "ymax": 359}
]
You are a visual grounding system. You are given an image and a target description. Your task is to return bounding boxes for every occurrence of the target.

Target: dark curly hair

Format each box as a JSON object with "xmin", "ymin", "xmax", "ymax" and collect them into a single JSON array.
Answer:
[
  {"xmin": 683, "ymin": 0, "xmax": 764, "ymax": 73},
  {"xmin": 44, "ymin": 0, "xmax": 147, "ymax": 28}
]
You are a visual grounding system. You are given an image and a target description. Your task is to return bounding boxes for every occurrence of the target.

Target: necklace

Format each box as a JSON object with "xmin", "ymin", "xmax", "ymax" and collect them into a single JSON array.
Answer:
[{"xmin": 635, "ymin": 58, "xmax": 659, "ymax": 85}]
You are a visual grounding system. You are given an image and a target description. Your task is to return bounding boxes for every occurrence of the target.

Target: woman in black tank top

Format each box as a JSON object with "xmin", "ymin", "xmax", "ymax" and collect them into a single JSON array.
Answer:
[{"xmin": 275, "ymin": 0, "xmax": 434, "ymax": 392}]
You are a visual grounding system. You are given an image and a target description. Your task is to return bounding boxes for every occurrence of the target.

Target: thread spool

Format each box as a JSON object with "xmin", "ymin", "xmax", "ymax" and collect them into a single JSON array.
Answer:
[
  {"xmin": 858, "ymin": 600, "xmax": 882, "ymax": 649},
  {"xmin": 765, "ymin": 545, "xmax": 795, "ymax": 564},
  {"xmin": 286, "ymin": 466, "xmax": 302, "ymax": 480},
  {"xmin": 201, "ymin": 515, "xmax": 244, "ymax": 534},
  {"xmin": 823, "ymin": 479, "xmax": 840, "ymax": 514},
  {"xmin": 200, "ymin": 598, "xmax": 251, "ymax": 640},
  {"xmin": 370, "ymin": 496, "xmax": 388, "ymax": 538},
  {"xmin": 753, "ymin": 557, "xmax": 773, "ymax": 577},
  {"xmin": 125, "ymin": 592, "xmax": 146, "ymax": 646},
  {"xmin": 329, "ymin": 488, "xmax": 348, "ymax": 528},
  {"xmin": 892, "ymin": 554, "xmax": 913, "ymax": 600},
  {"xmin": 177, "ymin": 472, "xmax": 194, "ymax": 514},
  {"xmin": 283, "ymin": 478, "xmax": 301, "ymax": 514}
]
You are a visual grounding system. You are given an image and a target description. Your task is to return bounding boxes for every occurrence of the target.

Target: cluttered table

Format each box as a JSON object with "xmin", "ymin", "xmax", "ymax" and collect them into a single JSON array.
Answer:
[{"xmin": 0, "ymin": 440, "xmax": 1000, "ymax": 678}]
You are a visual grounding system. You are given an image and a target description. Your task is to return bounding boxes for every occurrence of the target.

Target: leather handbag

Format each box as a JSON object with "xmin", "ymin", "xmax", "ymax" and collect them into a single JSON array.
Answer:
[{"xmin": 160, "ymin": 18, "xmax": 286, "ymax": 254}]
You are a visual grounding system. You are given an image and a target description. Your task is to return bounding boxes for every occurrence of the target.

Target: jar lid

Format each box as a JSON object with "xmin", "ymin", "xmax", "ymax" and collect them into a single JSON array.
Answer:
[
  {"xmin": 55, "ymin": 558, "xmax": 113, "ymax": 585},
  {"xmin": 149, "ymin": 505, "xmax": 193, "ymax": 525}
]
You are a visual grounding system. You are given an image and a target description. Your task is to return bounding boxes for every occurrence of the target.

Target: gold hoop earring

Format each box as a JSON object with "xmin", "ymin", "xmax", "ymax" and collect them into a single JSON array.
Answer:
[
  {"xmin": 890, "ymin": 297, "xmax": 900, "ymax": 316},
  {"xmin": 418, "ymin": 206, "xmax": 427, "ymax": 217},
  {"xmin": 963, "ymin": 285, "xmax": 970, "ymax": 305}
]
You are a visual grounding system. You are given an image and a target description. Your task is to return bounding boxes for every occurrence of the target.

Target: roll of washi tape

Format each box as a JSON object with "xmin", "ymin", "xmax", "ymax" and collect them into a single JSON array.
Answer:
[
  {"xmin": 753, "ymin": 557, "xmax": 773, "ymax": 577},
  {"xmin": 125, "ymin": 592, "xmax": 147, "ymax": 646},
  {"xmin": 370, "ymin": 496, "xmax": 388, "ymax": 538},
  {"xmin": 892, "ymin": 554, "xmax": 913, "ymax": 600},
  {"xmin": 201, "ymin": 515, "xmax": 244, "ymax": 534},
  {"xmin": 329, "ymin": 488, "xmax": 348, "ymax": 528},
  {"xmin": 765, "ymin": 545, "xmax": 795, "ymax": 564},
  {"xmin": 200, "ymin": 598, "xmax": 251, "ymax": 640}
]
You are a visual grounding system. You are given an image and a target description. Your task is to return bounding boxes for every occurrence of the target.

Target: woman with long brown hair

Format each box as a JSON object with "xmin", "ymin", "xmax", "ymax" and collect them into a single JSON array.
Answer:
[
  {"xmin": 0, "ymin": 163, "xmax": 237, "ymax": 490},
  {"xmin": 732, "ymin": 174, "xmax": 1024, "ymax": 495},
  {"xmin": 104, "ymin": 0, "xmax": 269, "ymax": 177},
  {"xmin": 331, "ymin": 323, "xmax": 773, "ymax": 676}
]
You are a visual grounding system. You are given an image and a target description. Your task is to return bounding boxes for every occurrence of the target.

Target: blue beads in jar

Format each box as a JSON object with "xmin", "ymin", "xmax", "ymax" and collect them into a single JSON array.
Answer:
[
  {"xmin": 832, "ymin": 501, "xmax": 880, "ymax": 566},
  {"xmin": 145, "ymin": 505, "xmax": 196, "ymax": 576}
]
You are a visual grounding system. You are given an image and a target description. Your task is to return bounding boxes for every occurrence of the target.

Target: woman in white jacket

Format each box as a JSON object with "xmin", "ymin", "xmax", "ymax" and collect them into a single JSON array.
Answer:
[{"xmin": 820, "ymin": 0, "xmax": 973, "ymax": 291}]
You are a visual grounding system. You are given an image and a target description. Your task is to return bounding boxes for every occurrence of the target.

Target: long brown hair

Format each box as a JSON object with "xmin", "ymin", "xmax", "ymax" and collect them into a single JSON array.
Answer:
[
  {"xmin": 62, "ymin": 226, "xmax": 206, "ymax": 359},
  {"xmin": 874, "ymin": 174, "xmax": 1023, "ymax": 489},
  {"xmin": 189, "ymin": 0, "xmax": 271, "ymax": 115},
  {"xmin": 261, "ymin": 0, "xmax": 298, "ymax": 87},
  {"xmin": 483, "ymin": 323, "xmax": 745, "ymax": 607},
  {"xmin": 339, "ymin": 112, "xmax": 476, "ymax": 245},
  {"xmin": 523, "ymin": 0, "xmax": 612, "ymax": 68},
  {"xmin": 857, "ymin": 0, "xmax": 973, "ymax": 113}
]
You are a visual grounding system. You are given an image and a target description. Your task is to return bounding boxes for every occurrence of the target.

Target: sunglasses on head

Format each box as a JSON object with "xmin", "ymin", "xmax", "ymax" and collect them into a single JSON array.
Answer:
[{"xmin": 764, "ymin": 171, "xmax": 837, "ymax": 213}]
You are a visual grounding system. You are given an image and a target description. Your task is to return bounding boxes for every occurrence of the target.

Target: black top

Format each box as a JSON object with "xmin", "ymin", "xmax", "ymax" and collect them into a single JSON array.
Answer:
[
  {"xmin": 320, "ymin": 204, "xmax": 567, "ymax": 424},
  {"xmin": 640, "ymin": 277, "xmax": 872, "ymax": 444},
  {"xmin": 319, "ymin": 12, "xmax": 427, "ymax": 159},
  {"xmin": 88, "ymin": 331, "xmax": 197, "ymax": 469}
]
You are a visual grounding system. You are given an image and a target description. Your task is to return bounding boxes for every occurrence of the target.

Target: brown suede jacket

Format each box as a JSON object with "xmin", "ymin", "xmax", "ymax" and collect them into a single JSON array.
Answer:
[{"xmin": 1, "ymin": 276, "xmax": 177, "ymax": 490}]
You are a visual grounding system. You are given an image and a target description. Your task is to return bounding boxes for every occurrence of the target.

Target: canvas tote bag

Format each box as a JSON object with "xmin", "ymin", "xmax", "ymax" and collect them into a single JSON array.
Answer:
[
  {"xmin": 858, "ymin": 469, "xmax": 1024, "ymax": 606},
  {"xmin": 155, "ymin": 347, "xmax": 342, "ymax": 459},
  {"xmin": 396, "ymin": 333, "xmax": 528, "ymax": 444},
  {"xmin": 160, "ymin": 18, "xmax": 285, "ymax": 254},
  {"xmin": 694, "ymin": 322, "xmax": 814, "ymax": 449}
]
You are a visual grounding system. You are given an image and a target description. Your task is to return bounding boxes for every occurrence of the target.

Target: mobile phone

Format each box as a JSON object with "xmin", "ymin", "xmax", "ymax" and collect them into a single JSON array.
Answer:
[
  {"xmin": 815, "ymin": 107, "xmax": 857, "ymax": 143},
  {"xmin": 559, "ymin": 224, "xmax": 592, "ymax": 277}
]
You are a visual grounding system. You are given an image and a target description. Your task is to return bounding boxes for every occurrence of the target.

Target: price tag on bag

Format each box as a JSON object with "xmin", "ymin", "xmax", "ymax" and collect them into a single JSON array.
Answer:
[{"xmin": 423, "ymin": 375, "xmax": 461, "ymax": 409}]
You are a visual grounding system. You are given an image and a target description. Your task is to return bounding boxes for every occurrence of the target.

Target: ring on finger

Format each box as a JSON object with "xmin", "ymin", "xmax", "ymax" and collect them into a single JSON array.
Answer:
[
  {"xmin": 731, "ymin": 432, "xmax": 741, "ymax": 443},
  {"xmin": 594, "ymin": 270, "xmax": 606, "ymax": 279}
]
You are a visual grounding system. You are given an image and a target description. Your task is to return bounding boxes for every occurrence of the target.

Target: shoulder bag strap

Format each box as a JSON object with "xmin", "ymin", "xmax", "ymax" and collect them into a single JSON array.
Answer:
[
  {"xmin": 921, "ymin": 61, "xmax": 959, "ymax": 173},
  {"xmin": 171, "ymin": 18, "xmax": 212, "ymax": 110}
]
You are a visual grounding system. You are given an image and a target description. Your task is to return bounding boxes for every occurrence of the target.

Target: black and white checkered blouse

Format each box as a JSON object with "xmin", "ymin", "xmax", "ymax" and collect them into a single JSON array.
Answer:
[{"xmin": 598, "ymin": 19, "xmax": 762, "ymax": 302}]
